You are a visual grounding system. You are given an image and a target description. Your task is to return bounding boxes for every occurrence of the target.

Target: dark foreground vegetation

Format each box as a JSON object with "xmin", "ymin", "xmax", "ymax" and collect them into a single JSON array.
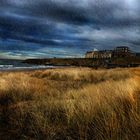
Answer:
[
  {"xmin": 23, "ymin": 57, "xmax": 140, "ymax": 68},
  {"xmin": 0, "ymin": 68, "xmax": 140, "ymax": 140}
]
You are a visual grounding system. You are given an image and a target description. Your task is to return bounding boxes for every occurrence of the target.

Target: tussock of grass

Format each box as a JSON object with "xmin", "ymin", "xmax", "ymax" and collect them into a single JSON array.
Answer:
[
  {"xmin": 30, "ymin": 68, "xmax": 132, "ymax": 82},
  {"xmin": 0, "ymin": 68, "xmax": 140, "ymax": 140}
]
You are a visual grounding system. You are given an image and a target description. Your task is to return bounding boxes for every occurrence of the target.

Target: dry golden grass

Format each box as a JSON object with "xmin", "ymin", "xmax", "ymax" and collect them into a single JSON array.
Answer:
[{"xmin": 0, "ymin": 67, "xmax": 140, "ymax": 140}]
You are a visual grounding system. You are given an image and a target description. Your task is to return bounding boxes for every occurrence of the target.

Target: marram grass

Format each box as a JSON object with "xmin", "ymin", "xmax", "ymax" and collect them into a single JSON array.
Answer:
[{"xmin": 0, "ymin": 67, "xmax": 140, "ymax": 140}]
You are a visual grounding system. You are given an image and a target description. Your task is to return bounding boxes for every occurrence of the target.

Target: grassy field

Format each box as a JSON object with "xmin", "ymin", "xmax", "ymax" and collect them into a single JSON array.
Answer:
[{"xmin": 0, "ymin": 67, "xmax": 140, "ymax": 140}]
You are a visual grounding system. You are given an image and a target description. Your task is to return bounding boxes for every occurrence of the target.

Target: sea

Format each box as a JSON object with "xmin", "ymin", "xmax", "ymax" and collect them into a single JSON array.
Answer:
[{"xmin": 0, "ymin": 59, "xmax": 55, "ymax": 71}]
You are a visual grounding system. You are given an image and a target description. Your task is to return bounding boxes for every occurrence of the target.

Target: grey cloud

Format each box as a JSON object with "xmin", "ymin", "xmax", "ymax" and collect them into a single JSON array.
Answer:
[
  {"xmin": 22, "ymin": 0, "xmax": 140, "ymax": 27},
  {"xmin": 0, "ymin": 0, "xmax": 140, "ymax": 58}
]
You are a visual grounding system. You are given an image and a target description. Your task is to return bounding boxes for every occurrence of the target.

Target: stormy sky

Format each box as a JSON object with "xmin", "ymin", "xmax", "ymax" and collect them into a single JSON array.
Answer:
[{"xmin": 0, "ymin": 0, "xmax": 140, "ymax": 59}]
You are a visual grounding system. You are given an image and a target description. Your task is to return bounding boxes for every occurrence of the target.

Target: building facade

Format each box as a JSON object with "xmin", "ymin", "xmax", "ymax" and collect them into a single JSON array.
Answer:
[
  {"xmin": 113, "ymin": 46, "xmax": 132, "ymax": 58},
  {"xmin": 85, "ymin": 50, "xmax": 112, "ymax": 59},
  {"xmin": 85, "ymin": 51, "xmax": 94, "ymax": 58},
  {"xmin": 85, "ymin": 46, "xmax": 133, "ymax": 59}
]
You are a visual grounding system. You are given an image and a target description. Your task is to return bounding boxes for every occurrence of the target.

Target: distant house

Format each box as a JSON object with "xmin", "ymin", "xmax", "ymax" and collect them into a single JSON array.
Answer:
[
  {"xmin": 85, "ymin": 50, "xmax": 112, "ymax": 59},
  {"xmin": 85, "ymin": 46, "xmax": 135, "ymax": 59},
  {"xmin": 113, "ymin": 46, "xmax": 132, "ymax": 58},
  {"xmin": 85, "ymin": 51, "xmax": 94, "ymax": 58},
  {"xmin": 136, "ymin": 53, "xmax": 140, "ymax": 57}
]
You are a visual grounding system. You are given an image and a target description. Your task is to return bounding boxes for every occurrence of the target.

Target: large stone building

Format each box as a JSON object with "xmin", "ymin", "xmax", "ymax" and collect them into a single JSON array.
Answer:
[
  {"xmin": 112, "ymin": 46, "xmax": 132, "ymax": 58},
  {"xmin": 85, "ymin": 46, "xmax": 134, "ymax": 59},
  {"xmin": 85, "ymin": 50, "xmax": 112, "ymax": 59}
]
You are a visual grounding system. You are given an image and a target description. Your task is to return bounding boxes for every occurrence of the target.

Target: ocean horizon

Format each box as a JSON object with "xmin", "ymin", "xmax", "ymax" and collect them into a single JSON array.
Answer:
[{"xmin": 0, "ymin": 59, "xmax": 56, "ymax": 71}]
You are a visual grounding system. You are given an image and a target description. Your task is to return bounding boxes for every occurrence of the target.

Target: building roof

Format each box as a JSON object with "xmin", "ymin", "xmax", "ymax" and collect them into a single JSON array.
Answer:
[
  {"xmin": 86, "ymin": 51, "xmax": 93, "ymax": 53},
  {"xmin": 116, "ymin": 46, "xmax": 129, "ymax": 49}
]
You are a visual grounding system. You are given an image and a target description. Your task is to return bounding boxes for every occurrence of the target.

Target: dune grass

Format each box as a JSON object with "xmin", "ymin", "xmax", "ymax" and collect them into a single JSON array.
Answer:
[{"xmin": 0, "ymin": 67, "xmax": 140, "ymax": 140}]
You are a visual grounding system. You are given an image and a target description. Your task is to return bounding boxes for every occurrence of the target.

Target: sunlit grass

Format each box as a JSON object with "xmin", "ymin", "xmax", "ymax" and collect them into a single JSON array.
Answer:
[{"xmin": 0, "ymin": 67, "xmax": 140, "ymax": 140}]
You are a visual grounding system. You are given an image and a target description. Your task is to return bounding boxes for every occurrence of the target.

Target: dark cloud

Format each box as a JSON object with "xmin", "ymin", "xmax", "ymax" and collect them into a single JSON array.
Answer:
[
  {"xmin": 20, "ymin": 0, "xmax": 140, "ymax": 27},
  {"xmin": 28, "ymin": 1, "xmax": 90, "ymax": 25},
  {"xmin": 0, "ymin": 0, "xmax": 140, "ymax": 58}
]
